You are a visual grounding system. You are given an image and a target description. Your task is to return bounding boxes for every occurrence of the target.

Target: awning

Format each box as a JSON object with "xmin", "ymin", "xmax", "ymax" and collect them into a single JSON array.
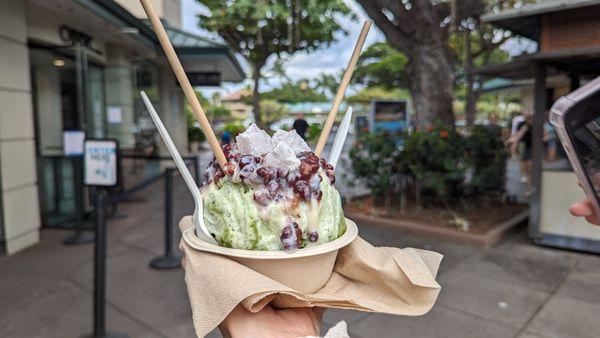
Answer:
[
  {"xmin": 481, "ymin": 0, "xmax": 600, "ymax": 41},
  {"xmin": 81, "ymin": 0, "xmax": 246, "ymax": 83},
  {"xmin": 472, "ymin": 47, "xmax": 600, "ymax": 80},
  {"xmin": 164, "ymin": 24, "xmax": 246, "ymax": 83}
]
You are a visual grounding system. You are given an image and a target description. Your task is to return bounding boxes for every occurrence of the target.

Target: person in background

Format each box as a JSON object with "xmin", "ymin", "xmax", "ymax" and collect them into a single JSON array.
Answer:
[
  {"xmin": 511, "ymin": 112, "xmax": 525, "ymax": 135},
  {"xmin": 486, "ymin": 112, "xmax": 503, "ymax": 134},
  {"xmin": 221, "ymin": 130, "xmax": 232, "ymax": 145},
  {"xmin": 544, "ymin": 113, "xmax": 557, "ymax": 162},
  {"xmin": 293, "ymin": 113, "xmax": 309, "ymax": 140},
  {"xmin": 506, "ymin": 111, "xmax": 533, "ymax": 194}
]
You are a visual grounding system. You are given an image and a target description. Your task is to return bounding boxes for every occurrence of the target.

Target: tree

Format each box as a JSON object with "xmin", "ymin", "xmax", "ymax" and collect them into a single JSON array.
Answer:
[
  {"xmin": 353, "ymin": 42, "xmax": 408, "ymax": 90},
  {"xmin": 260, "ymin": 99, "xmax": 291, "ymax": 125},
  {"xmin": 455, "ymin": 0, "xmax": 537, "ymax": 125},
  {"xmin": 355, "ymin": 0, "xmax": 487, "ymax": 128},
  {"xmin": 261, "ymin": 80, "xmax": 328, "ymax": 103},
  {"xmin": 314, "ymin": 72, "xmax": 339, "ymax": 97},
  {"xmin": 197, "ymin": 0, "xmax": 353, "ymax": 128},
  {"xmin": 347, "ymin": 86, "xmax": 409, "ymax": 105}
]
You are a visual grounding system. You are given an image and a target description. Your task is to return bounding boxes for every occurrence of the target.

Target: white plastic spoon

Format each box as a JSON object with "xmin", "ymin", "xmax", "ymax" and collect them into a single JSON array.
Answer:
[
  {"xmin": 328, "ymin": 106, "xmax": 353, "ymax": 169},
  {"xmin": 140, "ymin": 91, "xmax": 216, "ymax": 244}
]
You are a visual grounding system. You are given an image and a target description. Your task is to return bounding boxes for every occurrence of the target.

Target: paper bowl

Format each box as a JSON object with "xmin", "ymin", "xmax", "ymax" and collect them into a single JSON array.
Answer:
[{"xmin": 181, "ymin": 217, "xmax": 358, "ymax": 293}]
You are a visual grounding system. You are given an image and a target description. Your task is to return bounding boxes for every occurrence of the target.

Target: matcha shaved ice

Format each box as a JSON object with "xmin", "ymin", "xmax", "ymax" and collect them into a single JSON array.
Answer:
[{"xmin": 201, "ymin": 125, "xmax": 346, "ymax": 251}]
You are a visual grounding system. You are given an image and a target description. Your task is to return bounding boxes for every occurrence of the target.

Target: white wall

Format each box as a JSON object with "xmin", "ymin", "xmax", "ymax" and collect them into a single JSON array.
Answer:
[{"xmin": 0, "ymin": 0, "xmax": 41, "ymax": 254}]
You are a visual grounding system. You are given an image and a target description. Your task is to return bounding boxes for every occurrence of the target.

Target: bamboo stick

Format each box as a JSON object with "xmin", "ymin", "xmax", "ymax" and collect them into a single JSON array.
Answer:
[
  {"xmin": 315, "ymin": 20, "xmax": 371, "ymax": 157},
  {"xmin": 139, "ymin": 0, "xmax": 227, "ymax": 168}
]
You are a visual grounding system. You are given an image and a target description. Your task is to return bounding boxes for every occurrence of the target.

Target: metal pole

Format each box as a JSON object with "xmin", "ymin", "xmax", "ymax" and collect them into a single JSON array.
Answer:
[
  {"xmin": 94, "ymin": 189, "xmax": 107, "ymax": 337},
  {"xmin": 194, "ymin": 155, "xmax": 201, "ymax": 184},
  {"xmin": 165, "ymin": 168, "xmax": 174, "ymax": 255},
  {"xmin": 529, "ymin": 62, "xmax": 546, "ymax": 238},
  {"xmin": 87, "ymin": 189, "xmax": 129, "ymax": 338},
  {"xmin": 150, "ymin": 168, "xmax": 181, "ymax": 269}
]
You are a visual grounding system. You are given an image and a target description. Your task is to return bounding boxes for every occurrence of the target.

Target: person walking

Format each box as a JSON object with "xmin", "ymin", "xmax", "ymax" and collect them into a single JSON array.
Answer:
[
  {"xmin": 293, "ymin": 113, "xmax": 309, "ymax": 140},
  {"xmin": 506, "ymin": 110, "xmax": 533, "ymax": 196}
]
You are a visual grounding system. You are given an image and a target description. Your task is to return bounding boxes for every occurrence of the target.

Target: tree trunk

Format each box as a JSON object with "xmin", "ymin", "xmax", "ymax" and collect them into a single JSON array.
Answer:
[
  {"xmin": 252, "ymin": 64, "xmax": 264, "ymax": 129},
  {"xmin": 405, "ymin": 44, "xmax": 455, "ymax": 128},
  {"xmin": 464, "ymin": 29, "xmax": 476, "ymax": 125}
]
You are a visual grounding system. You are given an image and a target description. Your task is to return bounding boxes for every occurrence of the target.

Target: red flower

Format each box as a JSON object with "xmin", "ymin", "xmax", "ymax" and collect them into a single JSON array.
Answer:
[{"xmin": 439, "ymin": 130, "xmax": 449, "ymax": 138}]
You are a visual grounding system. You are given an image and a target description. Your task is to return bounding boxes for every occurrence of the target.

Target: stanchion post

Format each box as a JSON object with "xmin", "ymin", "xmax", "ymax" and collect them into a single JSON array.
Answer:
[
  {"xmin": 150, "ymin": 168, "xmax": 181, "ymax": 269},
  {"xmin": 94, "ymin": 189, "xmax": 107, "ymax": 336},
  {"xmin": 87, "ymin": 189, "xmax": 129, "ymax": 338}
]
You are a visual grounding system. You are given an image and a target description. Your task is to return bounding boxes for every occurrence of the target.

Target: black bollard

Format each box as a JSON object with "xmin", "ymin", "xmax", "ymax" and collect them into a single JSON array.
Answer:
[
  {"xmin": 150, "ymin": 168, "xmax": 181, "ymax": 269},
  {"xmin": 86, "ymin": 189, "xmax": 129, "ymax": 338}
]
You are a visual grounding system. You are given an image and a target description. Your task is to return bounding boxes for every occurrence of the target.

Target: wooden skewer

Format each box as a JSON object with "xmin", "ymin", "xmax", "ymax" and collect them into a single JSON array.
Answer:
[
  {"xmin": 315, "ymin": 20, "xmax": 372, "ymax": 157},
  {"xmin": 139, "ymin": 0, "xmax": 227, "ymax": 168}
]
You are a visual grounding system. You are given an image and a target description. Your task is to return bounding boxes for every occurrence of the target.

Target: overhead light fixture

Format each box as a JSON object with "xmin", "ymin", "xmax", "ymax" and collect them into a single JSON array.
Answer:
[
  {"xmin": 53, "ymin": 59, "xmax": 66, "ymax": 67},
  {"xmin": 121, "ymin": 27, "xmax": 139, "ymax": 35}
]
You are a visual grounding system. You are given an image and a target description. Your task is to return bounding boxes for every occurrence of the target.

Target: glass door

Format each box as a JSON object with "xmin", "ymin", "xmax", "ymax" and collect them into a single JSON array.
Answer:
[{"xmin": 30, "ymin": 44, "xmax": 106, "ymax": 227}]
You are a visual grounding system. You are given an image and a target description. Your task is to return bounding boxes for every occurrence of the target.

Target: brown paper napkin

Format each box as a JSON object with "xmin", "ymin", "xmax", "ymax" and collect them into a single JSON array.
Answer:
[{"xmin": 178, "ymin": 216, "xmax": 442, "ymax": 337}]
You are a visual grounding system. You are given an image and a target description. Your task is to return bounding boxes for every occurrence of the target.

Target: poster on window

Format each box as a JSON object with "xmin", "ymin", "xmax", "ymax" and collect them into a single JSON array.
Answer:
[
  {"xmin": 84, "ymin": 139, "xmax": 118, "ymax": 186},
  {"xmin": 63, "ymin": 130, "xmax": 86, "ymax": 157}
]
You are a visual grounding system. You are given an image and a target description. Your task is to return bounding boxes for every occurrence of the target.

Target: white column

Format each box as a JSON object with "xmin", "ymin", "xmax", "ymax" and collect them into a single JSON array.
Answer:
[
  {"xmin": 0, "ymin": 0, "xmax": 41, "ymax": 254},
  {"xmin": 158, "ymin": 65, "xmax": 188, "ymax": 155}
]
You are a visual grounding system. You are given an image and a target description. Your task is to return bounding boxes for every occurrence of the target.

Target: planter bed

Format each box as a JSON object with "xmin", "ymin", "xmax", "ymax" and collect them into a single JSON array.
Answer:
[{"xmin": 345, "ymin": 197, "xmax": 528, "ymax": 247}]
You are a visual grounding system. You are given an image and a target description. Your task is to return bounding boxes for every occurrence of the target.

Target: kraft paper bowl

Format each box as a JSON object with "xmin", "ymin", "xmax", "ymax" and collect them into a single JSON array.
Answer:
[{"xmin": 181, "ymin": 217, "xmax": 358, "ymax": 294}]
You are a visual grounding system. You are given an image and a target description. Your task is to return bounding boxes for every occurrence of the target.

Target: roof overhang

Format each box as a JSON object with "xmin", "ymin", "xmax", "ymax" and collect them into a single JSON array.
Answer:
[
  {"xmin": 472, "ymin": 46, "xmax": 600, "ymax": 80},
  {"xmin": 164, "ymin": 25, "xmax": 246, "ymax": 83},
  {"xmin": 75, "ymin": 0, "xmax": 157, "ymax": 49},
  {"xmin": 482, "ymin": 0, "xmax": 600, "ymax": 41}
]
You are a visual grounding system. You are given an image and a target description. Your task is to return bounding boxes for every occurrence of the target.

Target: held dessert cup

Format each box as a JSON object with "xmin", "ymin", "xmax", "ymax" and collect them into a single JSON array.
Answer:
[
  {"xmin": 182, "ymin": 216, "xmax": 358, "ymax": 293},
  {"xmin": 181, "ymin": 124, "xmax": 355, "ymax": 292}
]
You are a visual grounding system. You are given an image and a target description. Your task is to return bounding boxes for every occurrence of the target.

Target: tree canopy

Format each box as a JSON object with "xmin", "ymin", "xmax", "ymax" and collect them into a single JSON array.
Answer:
[
  {"xmin": 262, "ymin": 80, "xmax": 328, "ymax": 103},
  {"xmin": 197, "ymin": 0, "xmax": 354, "ymax": 128},
  {"xmin": 353, "ymin": 42, "xmax": 408, "ymax": 90}
]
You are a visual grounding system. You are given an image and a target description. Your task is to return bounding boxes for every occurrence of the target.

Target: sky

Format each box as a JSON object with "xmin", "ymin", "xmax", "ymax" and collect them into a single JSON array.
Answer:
[{"xmin": 180, "ymin": 0, "xmax": 385, "ymax": 96}]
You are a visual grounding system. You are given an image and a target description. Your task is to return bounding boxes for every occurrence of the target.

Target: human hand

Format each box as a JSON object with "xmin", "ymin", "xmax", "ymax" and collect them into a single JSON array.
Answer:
[
  {"xmin": 219, "ymin": 304, "xmax": 325, "ymax": 338},
  {"xmin": 570, "ymin": 198, "xmax": 599, "ymax": 225}
]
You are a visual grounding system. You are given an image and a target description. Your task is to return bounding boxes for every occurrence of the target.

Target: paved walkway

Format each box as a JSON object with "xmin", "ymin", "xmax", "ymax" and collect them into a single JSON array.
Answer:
[{"xmin": 1, "ymin": 175, "xmax": 599, "ymax": 338}]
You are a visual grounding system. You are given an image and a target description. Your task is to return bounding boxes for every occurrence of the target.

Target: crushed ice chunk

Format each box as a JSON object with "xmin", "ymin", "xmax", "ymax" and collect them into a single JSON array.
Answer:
[
  {"xmin": 264, "ymin": 143, "xmax": 301, "ymax": 170},
  {"xmin": 235, "ymin": 123, "xmax": 274, "ymax": 156},
  {"xmin": 272, "ymin": 129, "xmax": 311, "ymax": 154},
  {"xmin": 244, "ymin": 123, "xmax": 261, "ymax": 134}
]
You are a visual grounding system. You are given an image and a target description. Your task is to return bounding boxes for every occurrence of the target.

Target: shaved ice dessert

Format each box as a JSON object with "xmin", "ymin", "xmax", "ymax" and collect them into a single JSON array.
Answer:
[{"xmin": 201, "ymin": 124, "xmax": 346, "ymax": 251}]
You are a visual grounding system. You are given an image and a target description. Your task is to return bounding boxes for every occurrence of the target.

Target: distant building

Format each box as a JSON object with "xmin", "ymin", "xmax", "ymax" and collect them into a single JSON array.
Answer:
[
  {"xmin": 0, "ymin": 0, "xmax": 244, "ymax": 255},
  {"xmin": 221, "ymin": 89, "xmax": 252, "ymax": 120}
]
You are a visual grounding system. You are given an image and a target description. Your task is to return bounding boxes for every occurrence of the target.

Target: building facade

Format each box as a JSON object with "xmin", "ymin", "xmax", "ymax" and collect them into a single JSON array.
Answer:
[
  {"xmin": 477, "ymin": 0, "xmax": 600, "ymax": 253},
  {"xmin": 0, "ymin": 0, "xmax": 244, "ymax": 255}
]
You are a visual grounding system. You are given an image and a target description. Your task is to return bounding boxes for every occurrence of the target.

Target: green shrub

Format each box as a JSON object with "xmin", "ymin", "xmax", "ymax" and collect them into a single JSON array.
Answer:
[
  {"xmin": 188, "ymin": 127, "xmax": 206, "ymax": 143},
  {"xmin": 222, "ymin": 122, "xmax": 246, "ymax": 137},
  {"xmin": 403, "ymin": 126, "xmax": 467, "ymax": 201},
  {"xmin": 349, "ymin": 124, "xmax": 507, "ymax": 204},
  {"xmin": 307, "ymin": 123, "xmax": 322, "ymax": 142},
  {"xmin": 349, "ymin": 132, "xmax": 405, "ymax": 199},
  {"xmin": 463, "ymin": 125, "xmax": 506, "ymax": 194}
]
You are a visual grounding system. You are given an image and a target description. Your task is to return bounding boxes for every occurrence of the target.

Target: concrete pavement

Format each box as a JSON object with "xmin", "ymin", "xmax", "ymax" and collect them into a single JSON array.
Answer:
[{"xmin": 1, "ymin": 174, "xmax": 599, "ymax": 338}]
